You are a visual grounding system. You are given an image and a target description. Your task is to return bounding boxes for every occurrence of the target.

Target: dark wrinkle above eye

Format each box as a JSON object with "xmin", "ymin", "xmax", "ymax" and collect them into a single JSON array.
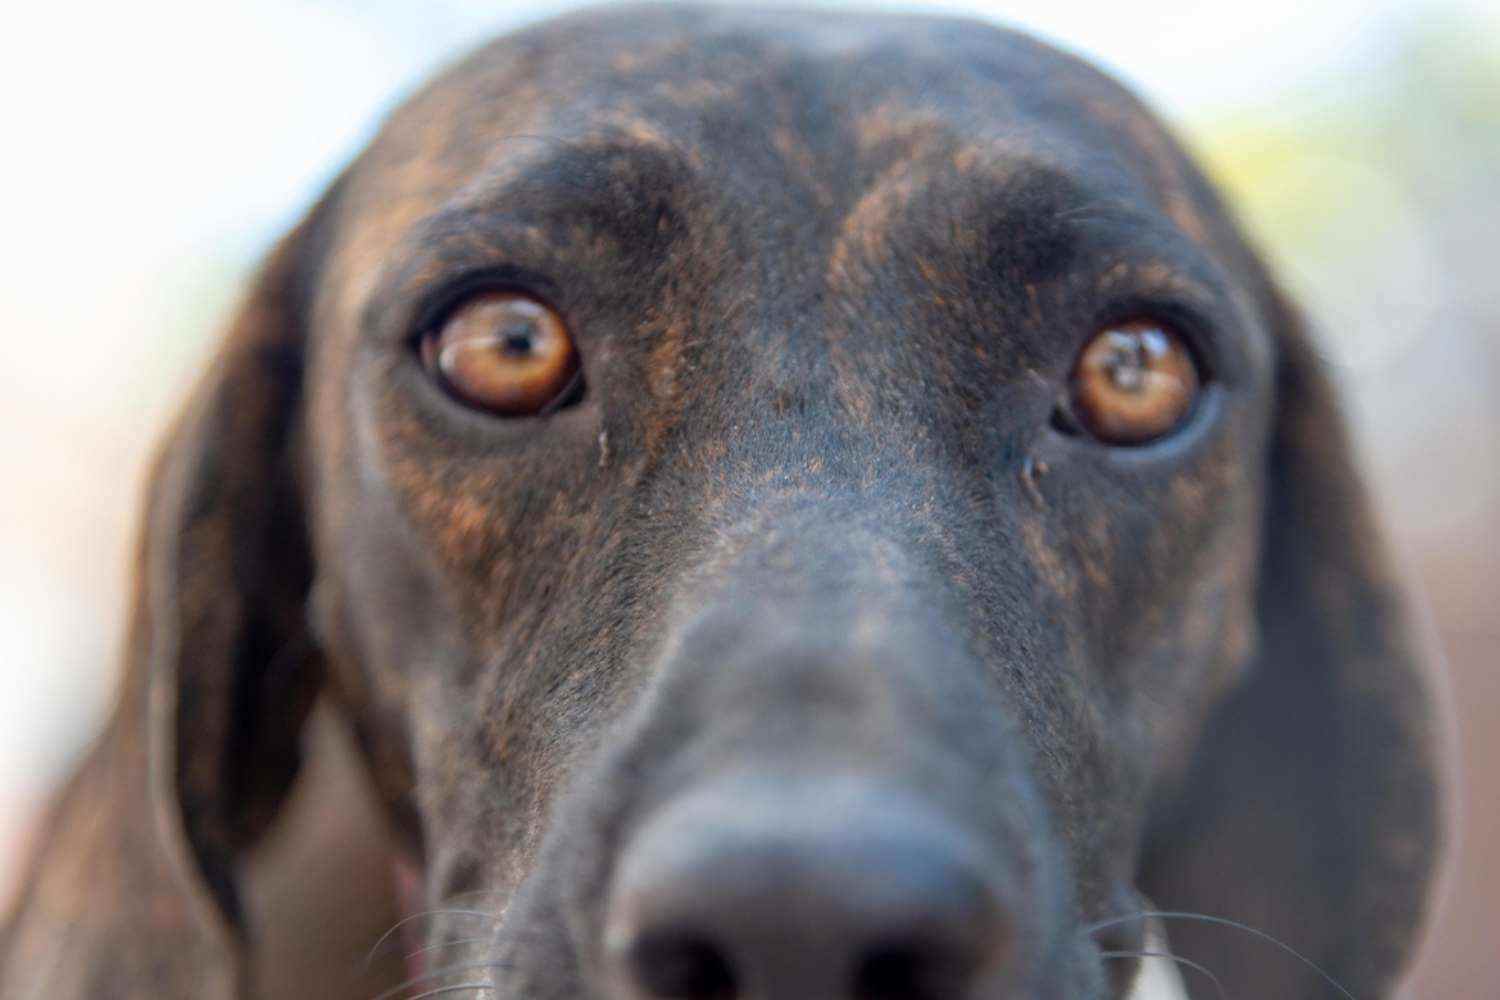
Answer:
[
  {"xmin": 357, "ymin": 135, "xmax": 701, "ymax": 346},
  {"xmin": 927, "ymin": 152, "xmax": 1237, "ymax": 329},
  {"xmin": 983, "ymin": 167, "xmax": 1096, "ymax": 284}
]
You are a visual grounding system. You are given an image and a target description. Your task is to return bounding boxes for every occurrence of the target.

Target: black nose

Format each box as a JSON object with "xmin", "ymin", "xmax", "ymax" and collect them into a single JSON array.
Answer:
[{"xmin": 603, "ymin": 779, "xmax": 1014, "ymax": 1000}]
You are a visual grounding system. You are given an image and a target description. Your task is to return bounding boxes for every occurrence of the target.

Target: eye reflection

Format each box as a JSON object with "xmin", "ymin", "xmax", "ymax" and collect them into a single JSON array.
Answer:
[{"xmin": 1067, "ymin": 320, "xmax": 1200, "ymax": 445}]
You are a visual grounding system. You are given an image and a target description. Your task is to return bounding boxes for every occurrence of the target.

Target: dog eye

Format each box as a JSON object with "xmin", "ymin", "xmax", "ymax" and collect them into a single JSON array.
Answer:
[
  {"xmin": 420, "ymin": 291, "xmax": 581, "ymax": 416},
  {"xmin": 1066, "ymin": 320, "xmax": 1200, "ymax": 445}
]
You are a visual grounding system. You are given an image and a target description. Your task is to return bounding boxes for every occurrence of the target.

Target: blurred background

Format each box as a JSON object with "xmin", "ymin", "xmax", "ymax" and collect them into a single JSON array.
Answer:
[{"xmin": 0, "ymin": 1, "xmax": 1494, "ymax": 994}]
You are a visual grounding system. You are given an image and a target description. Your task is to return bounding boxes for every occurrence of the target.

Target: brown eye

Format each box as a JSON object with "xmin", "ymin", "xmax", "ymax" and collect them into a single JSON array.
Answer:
[
  {"xmin": 420, "ymin": 291, "xmax": 581, "ymax": 416},
  {"xmin": 1068, "ymin": 320, "xmax": 1200, "ymax": 445}
]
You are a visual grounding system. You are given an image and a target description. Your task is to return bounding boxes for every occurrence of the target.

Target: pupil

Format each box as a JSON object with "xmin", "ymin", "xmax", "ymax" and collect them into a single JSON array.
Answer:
[
  {"xmin": 500, "ymin": 325, "xmax": 535, "ymax": 356},
  {"xmin": 1105, "ymin": 341, "xmax": 1146, "ymax": 392}
]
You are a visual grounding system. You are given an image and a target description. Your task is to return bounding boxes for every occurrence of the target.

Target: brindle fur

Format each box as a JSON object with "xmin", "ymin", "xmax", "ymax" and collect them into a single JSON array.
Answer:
[{"xmin": 0, "ymin": 6, "xmax": 1442, "ymax": 999}]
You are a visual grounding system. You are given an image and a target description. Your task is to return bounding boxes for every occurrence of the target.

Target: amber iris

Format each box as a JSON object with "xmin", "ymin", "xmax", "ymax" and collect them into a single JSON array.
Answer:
[
  {"xmin": 421, "ymin": 292, "xmax": 580, "ymax": 416},
  {"xmin": 1069, "ymin": 320, "xmax": 1200, "ymax": 445}
]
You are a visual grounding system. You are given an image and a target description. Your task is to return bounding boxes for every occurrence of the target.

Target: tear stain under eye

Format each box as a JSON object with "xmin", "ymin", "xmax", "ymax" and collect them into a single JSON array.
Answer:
[{"xmin": 1021, "ymin": 455, "xmax": 1049, "ymax": 508}]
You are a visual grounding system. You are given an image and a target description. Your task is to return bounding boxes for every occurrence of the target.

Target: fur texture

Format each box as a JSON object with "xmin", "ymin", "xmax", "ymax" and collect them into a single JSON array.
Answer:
[{"xmin": 1, "ymin": 7, "xmax": 1443, "ymax": 999}]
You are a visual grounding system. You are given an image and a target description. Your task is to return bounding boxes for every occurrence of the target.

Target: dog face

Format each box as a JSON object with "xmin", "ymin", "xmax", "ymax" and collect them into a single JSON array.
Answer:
[
  {"xmin": 1, "ymin": 7, "xmax": 1443, "ymax": 1000},
  {"xmin": 311, "ymin": 8, "xmax": 1281, "ymax": 997}
]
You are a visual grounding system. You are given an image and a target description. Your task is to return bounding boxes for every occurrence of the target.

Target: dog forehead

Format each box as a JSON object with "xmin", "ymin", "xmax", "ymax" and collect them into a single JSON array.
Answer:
[
  {"xmin": 352, "ymin": 4, "xmax": 1168, "ymax": 209},
  {"xmin": 324, "ymin": 4, "xmax": 1208, "ymax": 335}
]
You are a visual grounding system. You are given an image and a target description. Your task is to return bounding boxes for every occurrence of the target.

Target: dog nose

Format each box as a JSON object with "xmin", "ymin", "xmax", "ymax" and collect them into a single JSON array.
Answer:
[{"xmin": 603, "ymin": 779, "xmax": 1014, "ymax": 1000}]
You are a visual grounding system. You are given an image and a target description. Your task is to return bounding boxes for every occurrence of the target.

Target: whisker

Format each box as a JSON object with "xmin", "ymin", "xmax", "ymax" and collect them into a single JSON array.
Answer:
[
  {"xmin": 1085, "ymin": 911, "xmax": 1355, "ymax": 1000},
  {"xmin": 1099, "ymin": 949, "xmax": 1228, "ymax": 1000},
  {"xmin": 364, "ymin": 910, "xmax": 501, "ymax": 968},
  {"xmin": 1052, "ymin": 200, "xmax": 1115, "ymax": 224},
  {"xmin": 407, "ymin": 937, "xmax": 492, "ymax": 961},
  {"xmin": 371, "ymin": 960, "xmax": 509, "ymax": 1000}
]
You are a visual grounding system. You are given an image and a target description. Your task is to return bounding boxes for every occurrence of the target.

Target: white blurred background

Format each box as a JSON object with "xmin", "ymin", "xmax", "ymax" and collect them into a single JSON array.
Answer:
[{"xmin": 2, "ymin": 2, "xmax": 1496, "ymax": 994}]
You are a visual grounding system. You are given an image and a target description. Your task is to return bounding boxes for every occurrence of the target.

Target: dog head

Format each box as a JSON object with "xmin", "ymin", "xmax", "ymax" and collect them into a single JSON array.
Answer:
[{"xmin": 13, "ymin": 6, "xmax": 1443, "ymax": 999}]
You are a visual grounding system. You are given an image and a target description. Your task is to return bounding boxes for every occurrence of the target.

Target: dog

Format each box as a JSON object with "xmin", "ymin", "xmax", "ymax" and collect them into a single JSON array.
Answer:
[{"xmin": 0, "ymin": 5, "xmax": 1444, "ymax": 999}]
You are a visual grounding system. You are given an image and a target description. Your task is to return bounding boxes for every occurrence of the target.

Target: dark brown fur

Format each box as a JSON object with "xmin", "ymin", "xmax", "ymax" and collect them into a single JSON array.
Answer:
[{"xmin": 1, "ymin": 6, "xmax": 1442, "ymax": 999}]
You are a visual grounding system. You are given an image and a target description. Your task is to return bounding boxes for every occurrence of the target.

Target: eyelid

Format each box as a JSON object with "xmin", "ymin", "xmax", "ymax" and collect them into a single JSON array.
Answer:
[
  {"xmin": 1086, "ymin": 382, "xmax": 1226, "ymax": 466},
  {"xmin": 1090, "ymin": 297, "xmax": 1221, "ymax": 383},
  {"xmin": 356, "ymin": 209, "xmax": 567, "ymax": 347},
  {"xmin": 407, "ymin": 267, "xmax": 565, "ymax": 350}
]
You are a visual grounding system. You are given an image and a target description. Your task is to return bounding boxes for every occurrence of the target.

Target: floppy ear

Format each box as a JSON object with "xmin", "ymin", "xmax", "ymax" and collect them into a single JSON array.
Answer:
[
  {"xmin": 0, "ymin": 184, "xmax": 343, "ymax": 998},
  {"xmin": 1139, "ymin": 284, "xmax": 1446, "ymax": 998}
]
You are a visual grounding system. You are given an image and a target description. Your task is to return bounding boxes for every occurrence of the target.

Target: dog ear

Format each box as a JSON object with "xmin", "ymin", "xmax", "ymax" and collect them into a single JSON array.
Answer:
[
  {"xmin": 0, "ymin": 183, "xmax": 343, "ymax": 997},
  {"xmin": 1139, "ymin": 282, "xmax": 1446, "ymax": 998}
]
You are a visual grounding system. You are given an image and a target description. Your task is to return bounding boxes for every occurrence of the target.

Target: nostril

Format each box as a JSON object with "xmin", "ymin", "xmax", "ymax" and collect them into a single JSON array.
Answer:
[
  {"xmin": 855, "ymin": 943, "xmax": 968, "ymax": 1000},
  {"xmin": 606, "ymin": 781, "xmax": 1019, "ymax": 1000},
  {"xmin": 628, "ymin": 931, "xmax": 737, "ymax": 1000}
]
